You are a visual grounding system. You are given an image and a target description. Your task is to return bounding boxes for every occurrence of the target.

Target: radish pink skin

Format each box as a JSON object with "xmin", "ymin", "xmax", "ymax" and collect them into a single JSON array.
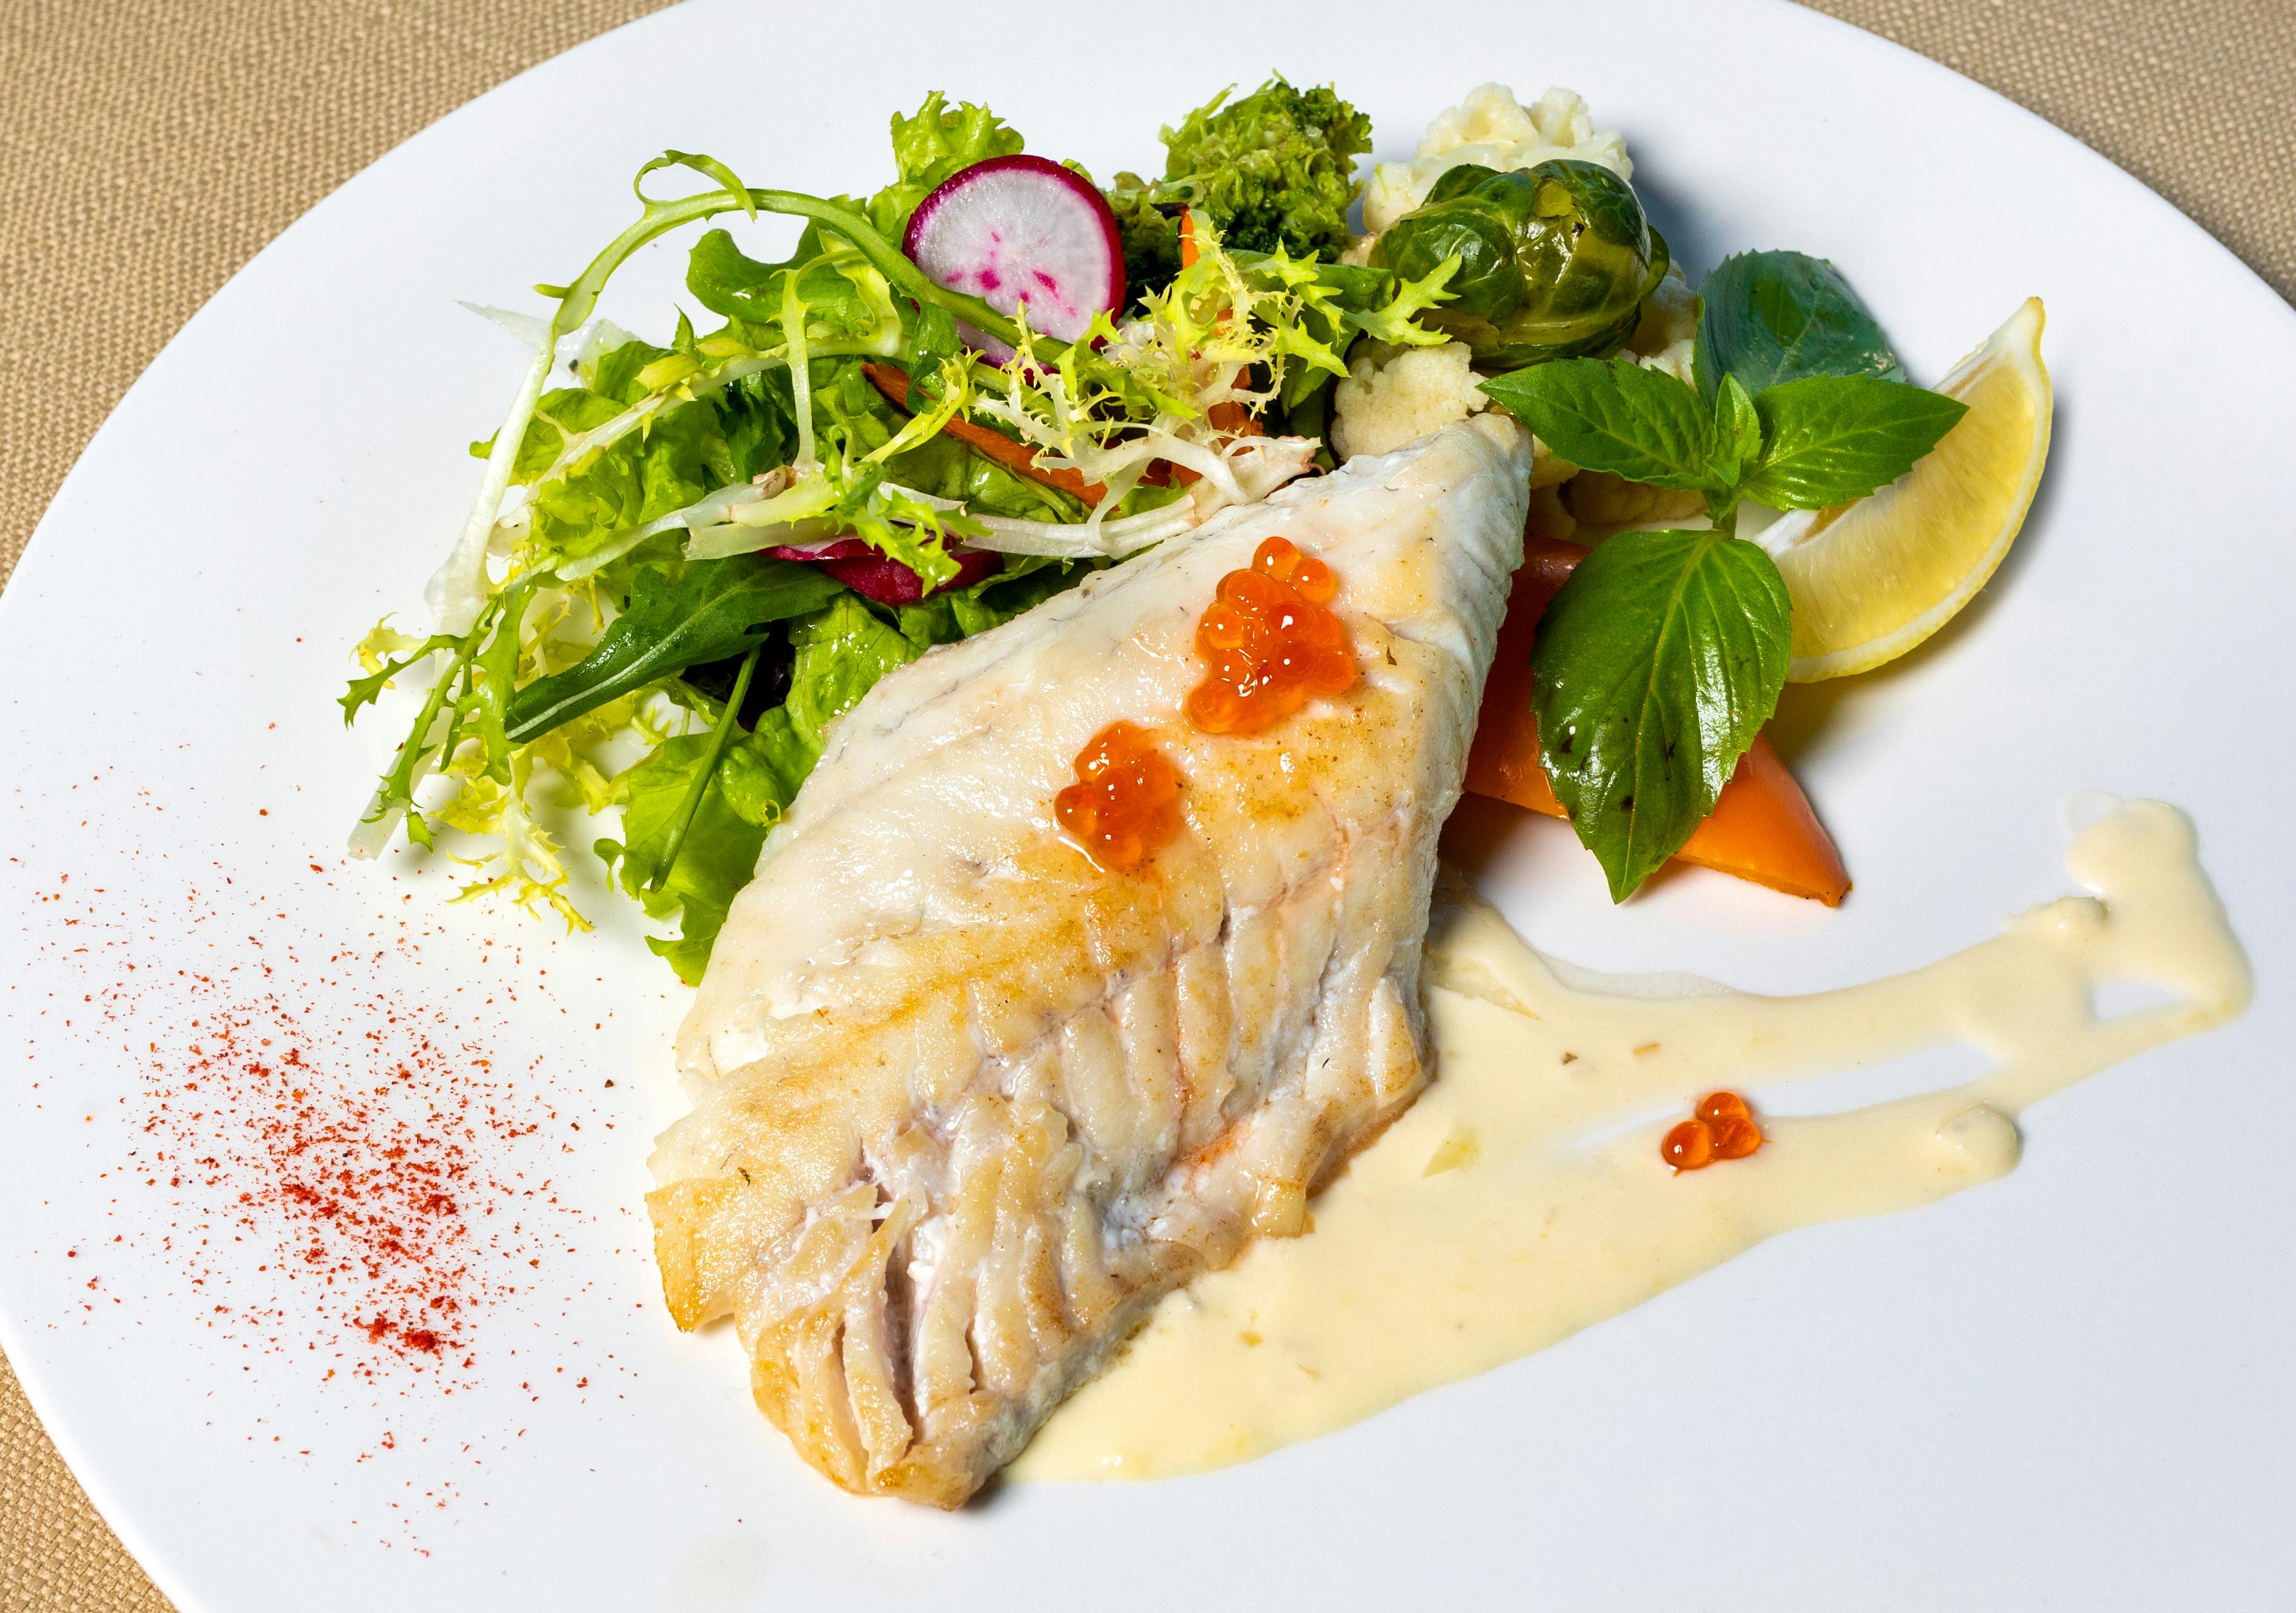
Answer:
[
  {"xmin": 764, "ymin": 538, "xmax": 1002, "ymax": 606},
  {"xmin": 903, "ymin": 154, "xmax": 1126, "ymax": 363}
]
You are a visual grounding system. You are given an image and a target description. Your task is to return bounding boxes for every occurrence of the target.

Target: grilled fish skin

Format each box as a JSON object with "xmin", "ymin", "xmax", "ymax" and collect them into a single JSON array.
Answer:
[{"xmin": 648, "ymin": 417, "xmax": 1531, "ymax": 1505}]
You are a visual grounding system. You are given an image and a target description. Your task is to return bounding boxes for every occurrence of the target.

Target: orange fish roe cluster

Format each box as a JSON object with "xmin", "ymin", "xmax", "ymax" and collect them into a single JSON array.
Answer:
[
  {"xmin": 1185, "ymin": 536, "xmax": 1357, "ymax": 734},
  {"xmin": 1054, "ymin": 721, "xmax": 1183, "ymax": 872},
  {"xmin": 1662, "ymin": 1090, "xmax": 1765, "ymax": 1172}
]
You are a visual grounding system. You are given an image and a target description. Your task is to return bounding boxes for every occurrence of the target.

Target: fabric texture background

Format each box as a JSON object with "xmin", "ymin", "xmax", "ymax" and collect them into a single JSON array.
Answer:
[{"xmin": 1, "ymin": 1, "xmax": 2288, "ymax": 1605}]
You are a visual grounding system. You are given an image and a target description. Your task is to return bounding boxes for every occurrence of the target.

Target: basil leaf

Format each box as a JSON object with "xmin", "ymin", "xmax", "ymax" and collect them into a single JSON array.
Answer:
[
  {"xmin": 1532, "ymin": 529, "xmax": 1792, "ymax": 900},
  {"xmin": 505, "ymin": 556, "xmax": 845, "ymax": 744},
  {"xmin": 1741, "ymin": 376, "xmax": 1967, "ymax": 510},
  {"xmin": 1709, "ymin": 372, "xmax": 1762, "ymax": 488},
  {"xmin": 1694, "ymin": 250, "xmax": 1906, "ymax": 400},
  {"xmin": 1479, "ymin": 357, "xmax": 1719, "ymax": 490}
]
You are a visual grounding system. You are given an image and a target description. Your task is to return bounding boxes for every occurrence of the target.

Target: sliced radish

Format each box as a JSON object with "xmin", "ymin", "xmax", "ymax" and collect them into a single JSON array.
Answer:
[
  {"xmin": 903, "ymin": 154, "xmax": 1126, "ymax": 364},
  {"xmin": 764, "ymin": 537, "xmax": 1003, "ymax": 607}
]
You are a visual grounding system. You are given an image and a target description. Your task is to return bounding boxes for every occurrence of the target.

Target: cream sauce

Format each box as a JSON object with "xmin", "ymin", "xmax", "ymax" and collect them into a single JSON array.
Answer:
[{"xmin": 1013, "ymin": 799, "xmax": 2251, "ymax": 1481}]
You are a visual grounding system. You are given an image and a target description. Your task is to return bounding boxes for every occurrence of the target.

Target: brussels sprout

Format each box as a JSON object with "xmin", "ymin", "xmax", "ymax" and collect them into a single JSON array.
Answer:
[{"xmin": 1371, "ymin": 159, "xmax": 1669, "ymax": 368}]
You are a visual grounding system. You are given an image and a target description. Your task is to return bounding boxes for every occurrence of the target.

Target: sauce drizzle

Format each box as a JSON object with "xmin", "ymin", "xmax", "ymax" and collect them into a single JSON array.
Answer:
[{"xmin": 1015, "ymin": 799, "xmax": 2251, "ymax": 1482}]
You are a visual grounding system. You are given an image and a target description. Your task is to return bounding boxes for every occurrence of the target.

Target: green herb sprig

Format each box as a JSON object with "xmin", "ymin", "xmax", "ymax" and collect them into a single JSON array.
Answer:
[{"xmin": 1476, "ymin": 252, "xmax": 1970, "ymax": 900}]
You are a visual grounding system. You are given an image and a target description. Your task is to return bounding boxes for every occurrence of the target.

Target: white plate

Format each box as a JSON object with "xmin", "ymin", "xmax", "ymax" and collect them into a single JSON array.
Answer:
[{"xmin": 4, "ymin": 1, "xmax": 2291, "ymax": 1606}]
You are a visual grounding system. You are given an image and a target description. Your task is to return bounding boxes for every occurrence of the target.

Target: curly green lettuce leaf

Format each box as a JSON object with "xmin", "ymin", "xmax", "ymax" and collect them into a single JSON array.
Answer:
[
  {"xmin": 719, "ymin": 706, "xmax": 818, "ymax": 831},
  {"xmin": 685, "ymin": 226, "xmax": 899, "ymax": 348},
  {"xmin": 1344, "ymin": 256, "xmax": 1460, "ymax": 348},
  {"xmin": 592, "ymin": 590, "xmax": 928, "ymax": 980},
  {"xmin": 865, "ymin": 91, "xmax": 1026, "ymax": 241},
  {"xmin": 342, "ymin": 622, "xmax": 460, "ymax": 724},
  {"xmin": 785, "ymin": 592, "xmax": 920, "ymax": 748},
  {"xmin": 1104, "ymin": 188, "xmax": 1184, "ymax": 308},
  {"xmin": 508, "ymin": 340, "xmax": 798, "ymax": 563}
]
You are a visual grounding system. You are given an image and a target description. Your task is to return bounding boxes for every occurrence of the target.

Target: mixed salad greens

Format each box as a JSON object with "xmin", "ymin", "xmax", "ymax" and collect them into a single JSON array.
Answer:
[{"xmin": 347, "ymin": 77, "xmax": 1970, "ymax": 977}]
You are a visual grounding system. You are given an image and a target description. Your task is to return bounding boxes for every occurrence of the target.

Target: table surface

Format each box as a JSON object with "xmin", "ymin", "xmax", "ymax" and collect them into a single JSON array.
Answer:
[{"xmin": 2, "ymin": 1, "xmax": 2288, "ymax": 1606}]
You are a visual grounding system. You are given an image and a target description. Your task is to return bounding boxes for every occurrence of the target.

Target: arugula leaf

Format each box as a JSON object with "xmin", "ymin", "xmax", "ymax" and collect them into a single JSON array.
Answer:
[
  {"xmin": 1531, "ymin": 529, "xmax": 1792, "ymax": 900},
  {"xmin": 505, "ymin": 557, "xmax": 844, "ymax": 745},
  {"xmin": 1742, "ymin": 376, "xmax": 1968, "ymax": 510},
  {"xmin": 1694, "ymin": 250, "xmax": 1906, "ymax": 400},
  {"xmin": 1479, "ymin": 358, "xmax": 1720, "ymax": 492},
  {"xmin": 595, "ymin": 732, "xmax": 768, "ymax": 985},
  {"xmin": 590, "ymin": 590, "xmax": 927, "ymax": 981}
]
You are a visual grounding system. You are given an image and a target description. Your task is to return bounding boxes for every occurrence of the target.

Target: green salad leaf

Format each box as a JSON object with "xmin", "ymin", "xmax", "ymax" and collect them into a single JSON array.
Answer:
[
  {"xmin": 1742, "ymin": 375, "xmax": 1967, "ymax": 510},
  {"xmin": 1694, "ymin": 250, "xmax": 1906, "ymax": 401},
  {"xmin": 504, "ymin": 556, "xmax": 844, "ymax": 745},
  {"xmin": 596, "ymin": 732, "xmax": 769, "ymax": 983},
  {"xmin": 785, "ymin": 593, "xmax": 920, "ymax": 749},
  {"xmin": 347, "ymin": 85, "xmax": 1475, "ymax": 981},
  {"xmin": 1531, "ymin": 530, "xmax": 1793, "ymax": 900},
  {"xmin": 593, "ymin": 590, "xmax": 928, "ymax": 980},
  {"xmin": 720, "ymin": 707, "xmax": 818, "ymax": 831}
]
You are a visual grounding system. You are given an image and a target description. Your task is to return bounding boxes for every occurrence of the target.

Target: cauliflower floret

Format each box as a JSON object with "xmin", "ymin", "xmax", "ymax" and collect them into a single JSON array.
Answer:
[
  {"xmin": 1332, "ymin": 342, "xmax": 1573, "ymax": 489},
  {"xmin": 1332, "ymin": 341, "xmax": 1490, "ymax": 460},
  {"xmin": 1625, "ymin": 265, "xmax": 1698, "ymax": 385},
  {"xmin": 1362, "ymin": 85, "xmax": 1631, "ymax": 237}
]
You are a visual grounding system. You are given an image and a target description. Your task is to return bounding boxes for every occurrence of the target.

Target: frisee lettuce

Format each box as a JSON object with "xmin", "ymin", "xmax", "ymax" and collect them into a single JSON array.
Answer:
[{"xmin": 350, "ymin": 84, "xmax": 1457, "ymax": 978}]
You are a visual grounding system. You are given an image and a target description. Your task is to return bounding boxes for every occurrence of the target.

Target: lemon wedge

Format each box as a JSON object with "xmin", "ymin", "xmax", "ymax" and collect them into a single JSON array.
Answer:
[{"xmin": 1760, "ymin": 298, "xmax": 2051, "ymax": 681}]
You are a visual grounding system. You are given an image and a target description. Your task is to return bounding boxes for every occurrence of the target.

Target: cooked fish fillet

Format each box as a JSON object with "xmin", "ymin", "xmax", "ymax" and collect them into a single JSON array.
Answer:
[{"xmin": 648, "ymin": 416, "xmax": 1531, "ymax": 1505}]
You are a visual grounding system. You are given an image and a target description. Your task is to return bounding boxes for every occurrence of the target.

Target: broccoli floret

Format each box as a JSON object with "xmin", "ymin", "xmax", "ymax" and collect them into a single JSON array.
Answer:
[{"xmin": 1107, "ymin": 76, "xmax": 1372, "ymax": 301}]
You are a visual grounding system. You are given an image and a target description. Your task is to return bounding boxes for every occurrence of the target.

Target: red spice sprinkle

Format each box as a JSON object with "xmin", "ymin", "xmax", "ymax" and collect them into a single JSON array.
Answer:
[
  {"xmin": 19, "ymin": 770, "xmax": 647, "ymax": 1545},
  {"xmin": 24, "ymin": 840, "xmax": 593, "ymax": 1385}
]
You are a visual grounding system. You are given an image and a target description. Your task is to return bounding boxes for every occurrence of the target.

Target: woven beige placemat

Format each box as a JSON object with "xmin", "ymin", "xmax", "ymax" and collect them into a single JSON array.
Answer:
[{"xmin": 2, "ymin": 2, "xmax": 2289, "ymax": 1606}]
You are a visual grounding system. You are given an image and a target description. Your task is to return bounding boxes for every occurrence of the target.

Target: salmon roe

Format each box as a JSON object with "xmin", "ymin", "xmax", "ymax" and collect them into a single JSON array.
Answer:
[
  {"xmin": 1053, "ymin": 721, "xmax": 1182, "ymax": 872},
  {"xmin": 1663, "ymin": 1090, "xmax": 1765, "ymax": 1172},
  {"xmin": 1184, "ymin": 536, "xmax": 1357, "ymax": 734}
]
